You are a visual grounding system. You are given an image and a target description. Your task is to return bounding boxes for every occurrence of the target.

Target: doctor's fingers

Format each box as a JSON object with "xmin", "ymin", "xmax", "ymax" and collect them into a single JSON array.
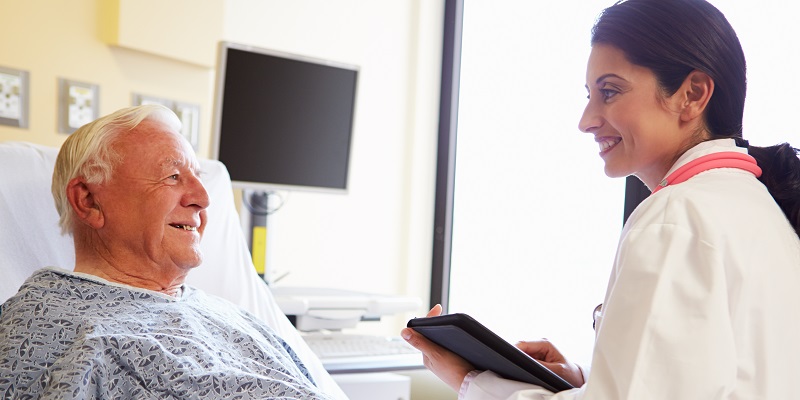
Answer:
[
  {"xmin": 517, "ymin": 340, "xmax": 585, "ymax": 387},
  {"xmin": 401, "ymin": 327, "xmax": 474, "ymax": 391},
  {"xmin": 516, "ymin": 339, "xmax": 567, "ymax": 363},
  {"xmin": 426, "ymin": 304, "xmax": 443, "ymax": 317}
]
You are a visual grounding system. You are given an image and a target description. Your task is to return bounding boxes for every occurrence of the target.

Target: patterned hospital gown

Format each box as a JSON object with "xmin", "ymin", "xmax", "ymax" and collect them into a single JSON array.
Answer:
[{"xmin": 0, "ymin": 268, "xmax": 333, "ymax": 399}]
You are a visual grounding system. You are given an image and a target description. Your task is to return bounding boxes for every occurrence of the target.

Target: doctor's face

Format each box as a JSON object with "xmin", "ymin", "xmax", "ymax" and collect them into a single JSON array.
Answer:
[
  {"xmin": 91, "ymin": 120, "xmax": 210, "ymax": 275},
  {"xmin": 578, "ymin": 44, "xmax": 690, "ymax": 189}
]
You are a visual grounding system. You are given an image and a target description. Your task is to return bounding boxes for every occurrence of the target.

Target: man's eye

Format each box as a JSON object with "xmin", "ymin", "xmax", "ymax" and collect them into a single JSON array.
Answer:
[{"xmin": 169, "ymin": 174, "xmax": 179, "ymax": 180}]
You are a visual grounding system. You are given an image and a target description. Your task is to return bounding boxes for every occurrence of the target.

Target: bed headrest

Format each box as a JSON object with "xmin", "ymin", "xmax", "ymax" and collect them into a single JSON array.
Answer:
[{"xmin": 0, "ymin": 142, "xmax": 73, "ymax": 302}]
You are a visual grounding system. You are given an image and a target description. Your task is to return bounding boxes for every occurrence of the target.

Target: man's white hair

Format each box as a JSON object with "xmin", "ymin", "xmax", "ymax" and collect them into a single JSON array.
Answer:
[{"xmin": 51, "ymin": 104, "xmax": 183, "ymax": 235}]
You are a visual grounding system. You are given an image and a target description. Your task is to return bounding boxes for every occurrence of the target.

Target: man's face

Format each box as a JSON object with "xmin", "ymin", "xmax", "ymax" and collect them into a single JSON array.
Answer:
[{"xmin": 90, "ymin": 120, "xmax": 209, "ymax": 278}]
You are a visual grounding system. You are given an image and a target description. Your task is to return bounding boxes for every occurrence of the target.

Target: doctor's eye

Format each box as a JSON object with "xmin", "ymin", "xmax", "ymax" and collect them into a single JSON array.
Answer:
[
  {"xmin": 168, "ymin": 174, "xmax": 179, "ymax": 180},
  {"xmin": 600, "ymin": 89, "xmax": 619, "ymax": 101}
]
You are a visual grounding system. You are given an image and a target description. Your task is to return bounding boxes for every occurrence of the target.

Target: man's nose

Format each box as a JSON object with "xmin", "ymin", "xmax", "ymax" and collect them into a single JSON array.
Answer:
[{"xmin": 184, "ymin": 175, "xmax": 210, "ymax": 210}]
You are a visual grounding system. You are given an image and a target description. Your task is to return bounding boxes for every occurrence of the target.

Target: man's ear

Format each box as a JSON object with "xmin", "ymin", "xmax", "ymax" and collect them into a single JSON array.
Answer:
[
  {"xmin": 679, "ymin": 70, "xmax": 714, "ymax": 122},
  {"xmin": 66, "ymin": 177, "xmax": 105, "ymax": 229}
]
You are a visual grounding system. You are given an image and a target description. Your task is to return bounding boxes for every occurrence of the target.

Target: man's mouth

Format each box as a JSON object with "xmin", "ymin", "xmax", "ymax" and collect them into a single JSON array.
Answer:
[{"xmin": 170, "ymin": 224, "xmax": 197, "ymax": 231}]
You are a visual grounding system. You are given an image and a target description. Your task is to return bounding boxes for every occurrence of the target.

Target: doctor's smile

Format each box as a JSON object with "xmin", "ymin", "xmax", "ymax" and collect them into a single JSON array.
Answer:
[{"xmin": 595, "ymin": 135, "xmax": 621, "ymax": 155}]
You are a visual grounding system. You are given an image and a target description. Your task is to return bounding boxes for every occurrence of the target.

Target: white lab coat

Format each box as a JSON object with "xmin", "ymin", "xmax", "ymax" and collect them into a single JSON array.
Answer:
[{"xmin": 462, "ymin": 139, "xmax": 800, "ymax": 400}]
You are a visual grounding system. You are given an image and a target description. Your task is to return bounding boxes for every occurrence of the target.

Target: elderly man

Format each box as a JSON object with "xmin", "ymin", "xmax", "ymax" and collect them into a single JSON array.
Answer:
[{"xmin": 0, "ymin": 105, "xmax": 337, "ymax": 399}]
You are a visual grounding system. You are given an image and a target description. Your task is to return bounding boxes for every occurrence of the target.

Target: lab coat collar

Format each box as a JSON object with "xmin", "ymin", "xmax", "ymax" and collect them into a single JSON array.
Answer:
[{"xmin": 658, "ymin": 138, "xmax": 747, "ymax": 185}]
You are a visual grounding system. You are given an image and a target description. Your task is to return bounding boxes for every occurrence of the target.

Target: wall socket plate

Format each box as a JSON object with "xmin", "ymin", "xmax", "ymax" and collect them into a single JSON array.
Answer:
[
  {"xmin": 0, "ymin": 66, "xmax": 30, "ymax": 129},
  {"xmin": 132, "ymin": 93, "xmax": 172, "ymax": 108},
  {"xmin": 132, "ymin": 93, "xmax": 200, "ymax": 151},
  {"xmin": 173, "ymin": 101, "xmax": 200, "ymax": 151},
  {"xmin": 58, "ymin": 78, "xmax": 99, "ymax": 134}
]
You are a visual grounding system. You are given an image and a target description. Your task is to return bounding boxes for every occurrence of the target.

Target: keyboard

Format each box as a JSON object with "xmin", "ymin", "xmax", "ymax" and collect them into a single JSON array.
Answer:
[
  {"xmin": 302, "ymin": 333, "xmax": 423, "ymax": 373},
  {"xmin": 304, "ymin": 333, "xmax": 420, "ymax": 359}
]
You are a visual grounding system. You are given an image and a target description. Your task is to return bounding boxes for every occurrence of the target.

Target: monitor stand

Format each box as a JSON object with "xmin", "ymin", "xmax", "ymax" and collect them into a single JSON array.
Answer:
[{"xmin": 241, "ymin": 189, "xmax": 271, "ymax": 282}]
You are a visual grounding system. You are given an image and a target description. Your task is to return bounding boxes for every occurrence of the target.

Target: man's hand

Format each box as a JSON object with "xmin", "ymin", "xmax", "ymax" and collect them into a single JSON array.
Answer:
[{"xmin": 401, "ymin": 304, "xmax": 476, "ymax": 392}]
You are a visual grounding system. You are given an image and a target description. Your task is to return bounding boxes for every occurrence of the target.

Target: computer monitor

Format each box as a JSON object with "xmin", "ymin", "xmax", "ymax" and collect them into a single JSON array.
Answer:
[{"xmin": 211, "ymin": 41, "xmax": 359, "ymax": 193}]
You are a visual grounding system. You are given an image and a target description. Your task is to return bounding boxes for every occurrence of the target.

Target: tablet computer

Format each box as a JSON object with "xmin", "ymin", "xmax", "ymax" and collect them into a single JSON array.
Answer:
[{"xmin": 407, "ymin": 313, "xmax": 574, "ymax": 393}]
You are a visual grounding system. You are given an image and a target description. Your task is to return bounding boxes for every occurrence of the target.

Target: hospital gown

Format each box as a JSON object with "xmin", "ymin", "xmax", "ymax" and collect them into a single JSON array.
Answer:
[{"xmin": 0, "ymin": 268, "xmax": 333, "ymax": 399}]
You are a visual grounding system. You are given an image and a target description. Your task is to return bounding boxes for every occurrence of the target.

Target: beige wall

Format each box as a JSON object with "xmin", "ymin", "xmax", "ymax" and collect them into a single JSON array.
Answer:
[
  {"xmin": 0, "ymin": 0, "xmax": 443, "ymax": 337},
  {"xmin": 0, "ymin": 0, "xmax": 215, "ymax": 152}
]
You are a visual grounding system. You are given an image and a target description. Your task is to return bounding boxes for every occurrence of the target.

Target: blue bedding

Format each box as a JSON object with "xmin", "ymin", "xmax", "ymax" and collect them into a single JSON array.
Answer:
[{"xmin": 0, "ymin": 268, "xmax": 332, "ymax": 399}]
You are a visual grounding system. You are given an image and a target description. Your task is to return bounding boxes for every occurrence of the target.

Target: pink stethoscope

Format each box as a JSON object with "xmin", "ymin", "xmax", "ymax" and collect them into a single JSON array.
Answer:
[{"xmin": 651, "ymin": 151, "xmax": 762, "ymax": 194}]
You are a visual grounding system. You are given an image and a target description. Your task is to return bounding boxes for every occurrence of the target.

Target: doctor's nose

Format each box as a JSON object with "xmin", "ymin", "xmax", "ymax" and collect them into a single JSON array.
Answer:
[{"xmin": 578, "ymin": 102, "xmax": 602, "ymax": 134}]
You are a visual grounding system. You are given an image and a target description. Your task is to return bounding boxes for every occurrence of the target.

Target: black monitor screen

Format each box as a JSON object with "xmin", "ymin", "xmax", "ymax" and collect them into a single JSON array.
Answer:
[{"xmin": 212, "ymin": 42, "xmax": 358, "ymax": 192}]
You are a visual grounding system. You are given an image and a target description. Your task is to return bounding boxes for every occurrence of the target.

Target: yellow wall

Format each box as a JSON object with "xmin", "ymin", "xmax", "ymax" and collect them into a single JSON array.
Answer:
[
  {"xmin": 106, "ymin": 0, "xmax": 224, "ymax": 68},
  {"xmin": 0, "ymin": 0, "xmax": 216, "ymax": 154}
]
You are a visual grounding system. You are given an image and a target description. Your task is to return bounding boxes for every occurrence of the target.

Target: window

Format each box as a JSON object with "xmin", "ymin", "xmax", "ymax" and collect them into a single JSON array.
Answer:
[{"xmin": 434, "ymin": 0, "xmax": 800, "ymax": 366}]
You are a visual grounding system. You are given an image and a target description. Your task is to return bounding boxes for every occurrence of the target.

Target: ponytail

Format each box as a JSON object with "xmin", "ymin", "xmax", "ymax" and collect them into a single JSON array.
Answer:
[{"xmin": 747, "ymin": 143, "xmax": 800, "ymax": 238}]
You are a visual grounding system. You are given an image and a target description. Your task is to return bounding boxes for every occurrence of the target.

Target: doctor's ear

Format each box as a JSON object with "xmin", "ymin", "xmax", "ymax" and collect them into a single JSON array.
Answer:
[
  {"xmin": 678, "ymin": 70, "xmax": 715, "ymax": 122},
  {"xmin": 66, "ymin": 177, "xmax": 105, "ymax": 230}
]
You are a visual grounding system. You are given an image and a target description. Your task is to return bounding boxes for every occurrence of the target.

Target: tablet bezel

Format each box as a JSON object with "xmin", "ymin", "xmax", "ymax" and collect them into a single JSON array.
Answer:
[{"xmin": 407, "ymin": 313, "xmax": 574, "ymax": 393}]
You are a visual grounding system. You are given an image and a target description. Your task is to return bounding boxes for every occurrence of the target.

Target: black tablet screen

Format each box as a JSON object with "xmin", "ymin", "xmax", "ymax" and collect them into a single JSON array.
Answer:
[{"xmin": 407, "ymin": 313, "xmax": 574, "ymax": 393}]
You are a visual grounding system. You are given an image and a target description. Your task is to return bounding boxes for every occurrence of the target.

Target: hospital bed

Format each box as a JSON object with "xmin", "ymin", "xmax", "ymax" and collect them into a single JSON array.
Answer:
[{"xmin": 0, "ymin": 141, "xmax": 347, "ymax": 398}]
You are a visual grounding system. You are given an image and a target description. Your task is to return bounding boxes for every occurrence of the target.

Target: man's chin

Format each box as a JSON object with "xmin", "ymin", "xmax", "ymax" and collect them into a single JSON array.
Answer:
[
  {"xmin": 187, "ymin": 257, "xmax": 203, "ymax": 269},
  {"xmin": 174, "ymin": 251, "xmax": 203, "ymax": 271}
]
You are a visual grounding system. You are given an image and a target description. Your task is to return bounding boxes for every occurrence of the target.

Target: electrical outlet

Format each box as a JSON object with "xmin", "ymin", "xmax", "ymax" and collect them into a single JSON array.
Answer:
[
  {"xmin": 58, "ymin": 78, "xmax": 99, "ymax": 134},
  {"xmin": 132, "ymin": 93, "xmax": 200, "ymax": 152},
  {"xmin": 132, "ymin": 93, "xmax": 173, "ymax": 108},
  {"xmin": 0, "ymin": 66, "xmax": 29, "ymax": 128},
  {"xmin": 174, "ymin": 101, "xmax": 200, "ymax": 151}
]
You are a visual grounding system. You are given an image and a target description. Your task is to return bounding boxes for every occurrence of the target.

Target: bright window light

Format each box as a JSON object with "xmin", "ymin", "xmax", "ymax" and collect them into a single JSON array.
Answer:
[{"xmin": 447, "ymin": 0, "xmax": 800, "ymax": 366}]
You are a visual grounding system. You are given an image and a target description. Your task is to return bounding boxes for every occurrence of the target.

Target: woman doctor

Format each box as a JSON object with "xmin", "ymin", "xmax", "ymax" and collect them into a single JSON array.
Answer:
[{"xmin": 401, "ymin": 0, "xmax": 800, "ymax": 398}]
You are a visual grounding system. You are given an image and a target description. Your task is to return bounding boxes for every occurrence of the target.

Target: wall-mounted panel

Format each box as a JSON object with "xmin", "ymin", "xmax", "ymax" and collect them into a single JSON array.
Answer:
[{"xmin": 100, "ymin": 0, "xmax": 225, "ymax": 68}]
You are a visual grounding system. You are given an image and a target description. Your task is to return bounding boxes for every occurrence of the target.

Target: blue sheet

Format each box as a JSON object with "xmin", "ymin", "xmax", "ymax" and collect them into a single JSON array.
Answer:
[{"xmin": 0, "ymin": 268, "xmax": 333, "ymax": 399}]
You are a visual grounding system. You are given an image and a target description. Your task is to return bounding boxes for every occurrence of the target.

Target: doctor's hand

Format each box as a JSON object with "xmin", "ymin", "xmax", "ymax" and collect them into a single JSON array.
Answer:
[
  {"xmin": 401, "ymin": 304, "xmax": 476, "ymax": 392},
  {"xmin": 516, "ymin": 339, "xmax": 585, "ymax": 387}
]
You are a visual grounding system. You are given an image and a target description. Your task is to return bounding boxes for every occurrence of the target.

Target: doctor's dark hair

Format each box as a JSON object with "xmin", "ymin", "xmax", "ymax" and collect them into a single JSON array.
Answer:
[{"xmin": 592, "ymin": 0, "xmax": 800, "ymax": 237}]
